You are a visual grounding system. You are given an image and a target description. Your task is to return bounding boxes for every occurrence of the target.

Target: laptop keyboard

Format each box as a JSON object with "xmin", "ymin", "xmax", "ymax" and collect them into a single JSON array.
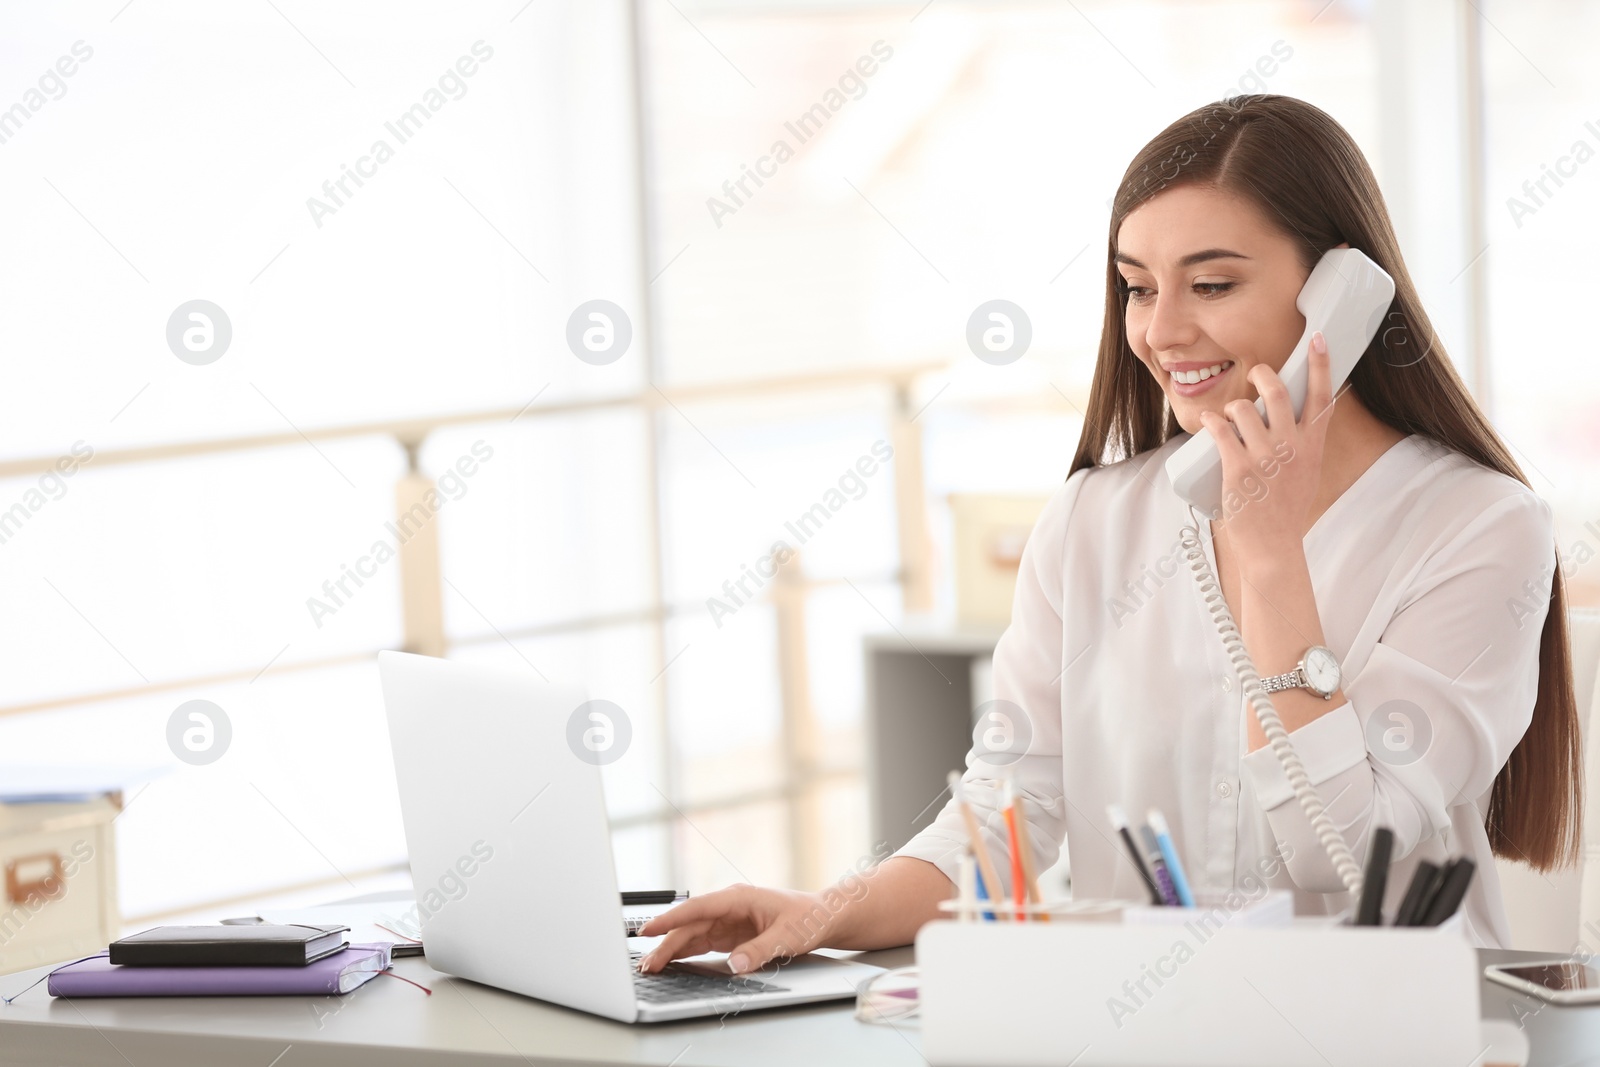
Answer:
[{"xmin": 629, "ymin": 951, "xmax": 788, "ymax": 1004}]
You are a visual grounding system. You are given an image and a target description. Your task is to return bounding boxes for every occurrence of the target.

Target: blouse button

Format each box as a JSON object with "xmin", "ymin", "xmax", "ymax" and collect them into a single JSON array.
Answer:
[
  {"xmin": 1220, "ymin": 676, "xmax": 1234, "ymax": 693},
  {"xmin": 1216, "ymin": 781, "xmax": 1233, "ymax": 798}
]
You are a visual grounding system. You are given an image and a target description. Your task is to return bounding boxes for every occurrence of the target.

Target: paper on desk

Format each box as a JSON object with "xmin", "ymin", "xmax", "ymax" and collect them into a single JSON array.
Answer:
[
  {"xmin": 260, "ymin": 902, "xmax": 423, "ymax": 956},
  {"xmin": 372, "ymin": 904, "xmax": 422, "ymax": 942},
  {"xmin": 266, "ymin": 900, "xmax": 686, "ymax": 957}
]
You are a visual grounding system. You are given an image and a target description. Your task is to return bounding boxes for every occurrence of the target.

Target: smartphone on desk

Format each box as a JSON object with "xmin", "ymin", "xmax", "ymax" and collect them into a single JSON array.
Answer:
[
  {"xmin": 1165, "ymin": 246, "xmax": 1396, "ymax": 517},
  {"xmin": 1485, "ymin": 961, "xmax": 1600, "ymax": 1005}
]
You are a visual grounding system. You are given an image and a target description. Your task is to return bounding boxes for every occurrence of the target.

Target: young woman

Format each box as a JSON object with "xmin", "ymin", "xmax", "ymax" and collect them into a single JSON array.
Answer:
[{"xmin": 640, "ymin": 94, "xmax": 1582, "ymax": 970}]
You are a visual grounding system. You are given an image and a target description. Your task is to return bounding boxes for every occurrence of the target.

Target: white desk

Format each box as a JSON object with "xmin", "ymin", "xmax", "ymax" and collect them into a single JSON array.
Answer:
[
  {"xmin": 0, "ymin": 944, "xmax": 922, "ymax": 1067},
  {"xmin": 4, "ymin": 893, "xmax": 1598, "ymax": 1067}
]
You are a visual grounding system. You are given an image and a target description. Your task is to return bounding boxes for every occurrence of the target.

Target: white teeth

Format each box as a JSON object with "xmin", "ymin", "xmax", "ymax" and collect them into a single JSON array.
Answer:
[{"xmin": 1173, "ymin": 361, "xmax": 1232, "ymax": 385}]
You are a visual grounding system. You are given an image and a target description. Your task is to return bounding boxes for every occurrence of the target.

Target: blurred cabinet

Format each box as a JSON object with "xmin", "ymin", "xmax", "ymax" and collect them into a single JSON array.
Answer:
[
  {"xmin": 868, "ymin": 493, "xmax": 1046, "ymax": 849},
  {"xmin": 0, "ymin": 796, "xmax": 120, "ymax": 975},
  {"xmin": 947, "ymin": 494, "xmax": 1050, "ymax": 627},
  {"xmin": 865, "ymin": 626, "xmax": 1070, "ymax": 896},
  {"xmin": 864, "ymin": 626, "xmax": 1001, "ymax": 855}
]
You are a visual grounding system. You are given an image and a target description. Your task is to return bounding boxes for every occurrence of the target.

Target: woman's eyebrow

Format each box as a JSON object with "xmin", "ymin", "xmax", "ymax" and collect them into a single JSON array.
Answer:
[{"xmin": 1114, "ymin": 248, "xmax": 1252, "ymax": 269}]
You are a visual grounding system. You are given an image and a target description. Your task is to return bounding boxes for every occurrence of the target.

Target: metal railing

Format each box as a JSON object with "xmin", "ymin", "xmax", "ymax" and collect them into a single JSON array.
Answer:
[{"xmin": 6, "ymin": 361, "xmax": 973, "ymax": 903}]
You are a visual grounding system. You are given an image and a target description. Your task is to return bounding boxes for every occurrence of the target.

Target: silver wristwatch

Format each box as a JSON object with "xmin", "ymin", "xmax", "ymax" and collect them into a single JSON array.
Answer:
[{"xmin": 1259, "ymin": 645, "xmax": 1341, "ymax": 699}]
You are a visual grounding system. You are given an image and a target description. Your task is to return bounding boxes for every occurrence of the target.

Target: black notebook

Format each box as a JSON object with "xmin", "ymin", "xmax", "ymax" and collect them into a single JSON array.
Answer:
[{"xmin": 109, "ymin": 924, "xmax": 350, "ymax": 967}]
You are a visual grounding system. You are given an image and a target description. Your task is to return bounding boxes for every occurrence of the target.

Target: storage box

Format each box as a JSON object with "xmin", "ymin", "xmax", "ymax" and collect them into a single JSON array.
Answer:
[
  {"xmin": 947, "ymin": 493, "xmax": 1051, "ymax": 627},
  {"xmin": 0, "ymin": 796, "xmax": 121, "ymax": 975}
]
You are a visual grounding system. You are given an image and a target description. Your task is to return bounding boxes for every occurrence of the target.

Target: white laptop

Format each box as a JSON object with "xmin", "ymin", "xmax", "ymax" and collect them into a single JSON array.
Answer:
[{"xmin": 377, "ymin": 650, "xmax": 885, "ymax": 1023}]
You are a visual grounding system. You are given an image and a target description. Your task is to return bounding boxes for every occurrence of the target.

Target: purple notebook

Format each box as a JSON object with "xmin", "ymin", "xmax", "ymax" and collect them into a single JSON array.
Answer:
[{"xmin": 48, "ymin": 943, "xmax": 392, "ymax": 997}]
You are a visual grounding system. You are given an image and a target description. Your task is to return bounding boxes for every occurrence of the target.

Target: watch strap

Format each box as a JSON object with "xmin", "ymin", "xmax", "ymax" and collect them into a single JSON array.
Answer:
[{"xmin": 1258, "ymin": 668, "xmax": 1305, "ymax": 695}]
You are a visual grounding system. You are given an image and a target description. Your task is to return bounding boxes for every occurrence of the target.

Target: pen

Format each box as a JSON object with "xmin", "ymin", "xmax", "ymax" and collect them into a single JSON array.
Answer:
[
  {"xmin": 1408, "ymin": 858, "xmax": 1457, "ymax": 926},
  {"xmin": 1107, "ymin": 803, "xmax": 1162, "ymax": 906},
  {"xmin": 973, "ymin": 862, "xmax": 995, "ymax": 922},
  {"xmin": 621, "ymin": 891, "xmax": 688, "ymax": 907},
  {"xmin": 1137, "ymin": 824, "xmax": 1180, "ymax": 906},
  {"xmin": 1147, "ymin": 809, "xmax": 1194, "ymax": 907},
  {"xmin": 1420, "ymin": 858, "xmax": 1476, "ymax": 926},
  {"xmin": 950, "ymin": 771, "xmax": 1008, "ymax": 922},
  {"xmin": 1393, "ymin": 861, "xmax": 1442, "ymax": 927},
  {"xmin": 957, "ymin": 852, "xmax": 977, "ymax": 922},
  {"xmin": 1355, "ymin": 827, "xmax": 1393, "ymax": 926}
]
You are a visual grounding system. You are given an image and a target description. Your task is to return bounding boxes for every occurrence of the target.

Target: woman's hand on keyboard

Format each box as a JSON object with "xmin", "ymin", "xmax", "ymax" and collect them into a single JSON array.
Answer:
[
  {"xmin": 636, "ymin": 885, "xmax": 830, "ymax": 976},
  {"xmin": 638, "ymin": 857, "xmax": 951, "ymax": 975}
]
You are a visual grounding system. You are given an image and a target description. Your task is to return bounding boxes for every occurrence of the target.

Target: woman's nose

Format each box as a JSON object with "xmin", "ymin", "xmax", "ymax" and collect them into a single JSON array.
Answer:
[{"xmin": 1141, "ymin": 289, "xmax": 1200, "ymax": 354}]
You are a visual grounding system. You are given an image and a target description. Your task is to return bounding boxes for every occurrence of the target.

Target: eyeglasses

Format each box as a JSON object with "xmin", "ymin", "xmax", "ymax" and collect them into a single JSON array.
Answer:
[{"xmin": 853, "ymin": 965, "xmax": 919, "ymax": 1025}]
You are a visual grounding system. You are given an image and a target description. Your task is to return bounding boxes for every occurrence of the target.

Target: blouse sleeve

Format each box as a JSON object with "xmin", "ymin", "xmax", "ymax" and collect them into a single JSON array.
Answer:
[
  {"xmin": 892, "ymin": 469, "xmax": 1085, "ymax": 893},
  {"xmin": 1239, "ymin": 488, "xmax": 1557, "ymax": 892}
]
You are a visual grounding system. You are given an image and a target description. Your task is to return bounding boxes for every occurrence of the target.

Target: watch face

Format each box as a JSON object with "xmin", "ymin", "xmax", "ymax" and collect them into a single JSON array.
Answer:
[{"xmin": 1304, "ymin": 647, "xmax": 1340, "ymax": 694}]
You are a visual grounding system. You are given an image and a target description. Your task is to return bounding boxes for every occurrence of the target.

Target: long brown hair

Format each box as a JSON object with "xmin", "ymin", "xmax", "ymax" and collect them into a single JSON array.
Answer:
[{"xmin": 1070, "ymin": 94, "xmax": 1582, "ymax": 871}]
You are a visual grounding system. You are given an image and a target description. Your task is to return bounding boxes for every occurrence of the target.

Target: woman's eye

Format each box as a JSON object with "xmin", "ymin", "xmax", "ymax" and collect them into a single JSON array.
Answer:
[{"xmin": 1120, "ymin": 281, "xmax": 1233, "ymax": 307}]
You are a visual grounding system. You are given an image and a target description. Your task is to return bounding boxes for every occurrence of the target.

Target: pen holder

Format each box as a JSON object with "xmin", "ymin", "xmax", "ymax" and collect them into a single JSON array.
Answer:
[
  {"xmin": 935, "ymin": 897, "xmax": 1128, "ymax": 923},
  {"xmin": 918, "ymin": 906, "xmax": 1481, "ymax": 1067},
  {"xmin": 1120, "ymin": 887, "xmax": 1297, "ymax": 928}
]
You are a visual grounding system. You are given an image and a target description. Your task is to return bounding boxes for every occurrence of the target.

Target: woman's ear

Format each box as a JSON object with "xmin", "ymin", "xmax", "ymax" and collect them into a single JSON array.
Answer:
[{"xmin": 1334, "ymin": 241, "xmax": 1350, "ymax": 249}]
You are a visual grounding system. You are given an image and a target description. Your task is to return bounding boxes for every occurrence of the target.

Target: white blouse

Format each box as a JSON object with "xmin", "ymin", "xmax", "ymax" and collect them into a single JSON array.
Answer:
[{"xmin": 898, "ymin": 432, "xmax": 1556, "ymax": 947}]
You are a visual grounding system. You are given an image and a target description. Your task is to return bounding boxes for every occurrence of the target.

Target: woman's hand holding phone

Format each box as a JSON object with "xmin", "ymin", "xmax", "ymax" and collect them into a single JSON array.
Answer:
[{"xmin": 1199, "ymin": 329, "xmax": 1334, "ymax": 567}]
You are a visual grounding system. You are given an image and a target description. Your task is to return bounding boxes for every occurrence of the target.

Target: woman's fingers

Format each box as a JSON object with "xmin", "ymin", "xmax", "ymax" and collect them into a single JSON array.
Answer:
[
  {"xmin": 637, "ymin": 919, "xmax": 716, "ymax": 973},
  {"xmin": 634, "ymin": 884, "xmax": 833, "ymax": 975},
  {"xmin": 727, "ymin": 924, "xmax": 805, "ymax": 975},
  {"xmin": 1200, "ymin": 410, "xmax": 1247, "ymax": 474},
  {"xmin": 637, "ymin": 898, "xmax": 709, "ymax": 938},
  {"xmin": 1225, "ymin": 395, "xmax": 1273, "ymax": 455},
  {"xmin": 1301, "ymin": 331, "xmax": 1335, "ymax": 444},
  {"xmin": 638, "ymin": 885, "xmax": 752, "ymax": 937},
  {"xmin": 1250, "ymin": 360, "xmax": 1296, "ymax": 442}
]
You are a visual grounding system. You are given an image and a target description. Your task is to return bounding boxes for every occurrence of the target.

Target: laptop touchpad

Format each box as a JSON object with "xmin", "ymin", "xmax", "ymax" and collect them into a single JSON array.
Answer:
[{"xmin": 680, "ymin": 951, "xmax": 881, "ymax": 983}]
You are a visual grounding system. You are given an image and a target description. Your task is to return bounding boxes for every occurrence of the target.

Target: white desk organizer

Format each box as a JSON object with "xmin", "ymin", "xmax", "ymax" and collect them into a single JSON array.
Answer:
[{"xmin": 918, "ymin": 912, "xmax": 1482, "ymax": 1067}]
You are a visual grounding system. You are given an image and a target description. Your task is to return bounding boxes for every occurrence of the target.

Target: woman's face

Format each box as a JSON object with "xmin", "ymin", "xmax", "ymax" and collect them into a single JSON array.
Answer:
[{"xmin": 1115, "ymin": 184, "xmax": 1313, "ymax": 435}]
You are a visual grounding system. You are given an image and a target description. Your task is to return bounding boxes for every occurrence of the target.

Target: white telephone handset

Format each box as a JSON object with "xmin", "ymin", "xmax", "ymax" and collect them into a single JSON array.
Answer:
[
  {"xmin": 1165, "ymin": 247, "xmax": 1396, "ymax": 517},
  {"xmin": 1169, "ymin": 248, "xmax": 1396, "ymax": 902}
]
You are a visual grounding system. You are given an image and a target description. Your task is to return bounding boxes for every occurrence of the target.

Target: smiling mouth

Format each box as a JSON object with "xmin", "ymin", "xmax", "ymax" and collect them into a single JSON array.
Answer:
[{"xmin": 1169, "ymin": 361, "xmax": 1233, "ymax": 385}]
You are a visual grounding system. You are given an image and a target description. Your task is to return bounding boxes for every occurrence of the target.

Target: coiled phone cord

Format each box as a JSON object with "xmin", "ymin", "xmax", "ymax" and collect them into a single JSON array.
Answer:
[{"xmin": 1178, "ymin": 522, "xmax": 1365, "ymax": 897}]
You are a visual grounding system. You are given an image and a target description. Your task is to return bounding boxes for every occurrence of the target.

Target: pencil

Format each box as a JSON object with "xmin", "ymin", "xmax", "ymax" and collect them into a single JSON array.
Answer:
[
  {"xmin": 1002, "ymin": 777, "xmax": 1026, "ymax": 921},
  {"xmin": 1008, "ymin": 777, "xmax": 1046, "ymax": 919},
  {"xmin": 949, "ymin": 771, "xmax": 1007, "ymax": 921},
  {"xmin": 1015, "ymin": 801, "xmax": 1042, "ymax": 903},
  {"xmin": 998, "ymin": 777, "xmax": 1049, "ymax": 921}
]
